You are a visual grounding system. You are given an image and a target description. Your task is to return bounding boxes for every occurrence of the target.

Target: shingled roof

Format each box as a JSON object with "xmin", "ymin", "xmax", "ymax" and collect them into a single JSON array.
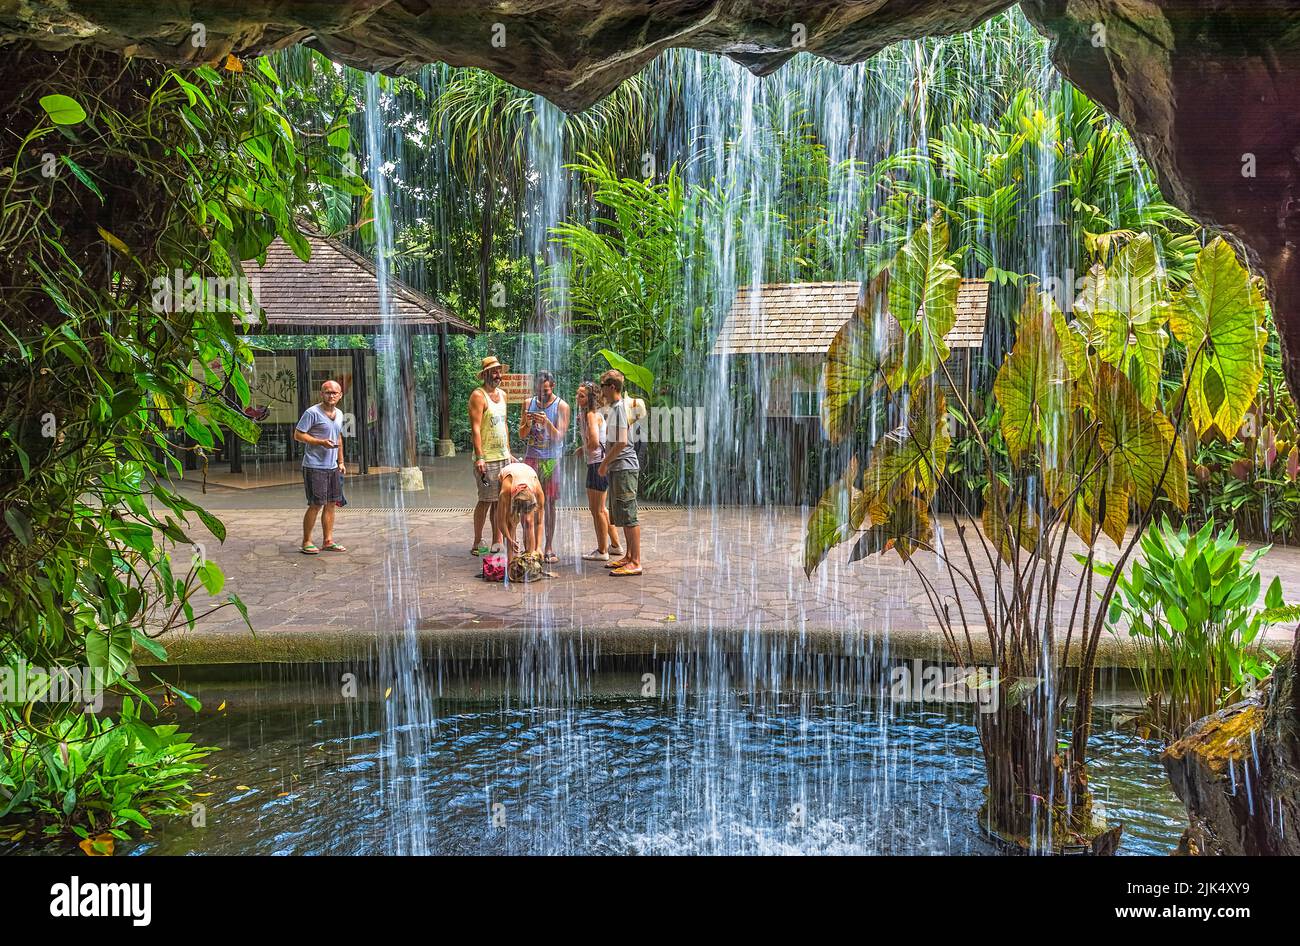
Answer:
[
  {"xmin": 711, "ymin": 279, "xmax": 989, "ymax": 356},
  {"xmin": 248, "ymin": 227, "xmax": 476, "ymax": 334}
]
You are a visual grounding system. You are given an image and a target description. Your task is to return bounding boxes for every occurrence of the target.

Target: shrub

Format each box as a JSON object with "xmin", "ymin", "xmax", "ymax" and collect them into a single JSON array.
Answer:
[{"xmin": 1097, "ymin": 517, "xmax": 1295, "ymax": 741}]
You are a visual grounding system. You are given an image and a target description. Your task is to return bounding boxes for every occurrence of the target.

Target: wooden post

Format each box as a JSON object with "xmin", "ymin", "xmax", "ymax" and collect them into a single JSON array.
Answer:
[
  {"xmin": 295, "ymin": 347, "xmax": 311, "ymax": 465},
  {"xmin": 351, "ymin": 347, "xmax": 369, "ymax": 475},
  {"xmin": 436, "ymin": 322, "xmax": 455, "ymax": 456},
  {"xmin": 397, "ymin": 327, "xmax": 421, "ymax": 487}
]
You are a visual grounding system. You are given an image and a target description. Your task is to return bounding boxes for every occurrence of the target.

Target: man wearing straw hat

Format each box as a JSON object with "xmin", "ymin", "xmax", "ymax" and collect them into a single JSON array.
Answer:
[{"xmin": 468, "ymin": 355, "xmax": 514, "ymax": 555}]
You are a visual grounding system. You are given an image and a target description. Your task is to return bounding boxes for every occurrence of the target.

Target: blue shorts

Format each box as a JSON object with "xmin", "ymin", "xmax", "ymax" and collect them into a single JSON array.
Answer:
[{"xmin": 585, "ymin": 463, "xmax": 608, "ymax": 492}]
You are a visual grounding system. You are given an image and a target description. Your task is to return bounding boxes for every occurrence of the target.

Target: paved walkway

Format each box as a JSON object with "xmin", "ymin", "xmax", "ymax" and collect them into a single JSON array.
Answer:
[{"xmin": 158, "ymin": 460, "xmax": 1300, "ymax": 664}]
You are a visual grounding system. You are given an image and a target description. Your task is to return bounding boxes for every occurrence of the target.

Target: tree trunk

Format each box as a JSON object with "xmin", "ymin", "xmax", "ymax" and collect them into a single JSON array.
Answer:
[
  {"xmin": 477, "ymin": 167, "xmax": 495, "ymax": 332},
  {"xmin": 976, "ymin": 683, "xmax": 1120, "ymax": 854},
  {"xmin": 1163, "ymin": 627, "xmax": 1300, "ymax": 855}
]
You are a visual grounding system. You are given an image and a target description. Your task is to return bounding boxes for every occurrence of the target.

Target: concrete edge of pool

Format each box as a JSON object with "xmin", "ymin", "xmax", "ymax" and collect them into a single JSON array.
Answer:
[{"xmin": 135, "ymin": 624, "xmax": 1297, "ymax": 669}]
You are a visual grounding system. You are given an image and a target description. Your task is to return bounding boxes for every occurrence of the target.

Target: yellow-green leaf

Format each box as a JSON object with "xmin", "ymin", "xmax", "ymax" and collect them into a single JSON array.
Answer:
[
  {"xmin": 822, "ymin": 270, "xmax": 903, "ymax": 442},
  {"xmin": 97, "ymin": 227, "xmax": 131, "ymax": 256},
  {"xmin": 1077, "ymin": 235, "xmax": 1168, "ymax": 408},
  {"xmin": 887, "ymin": 215, "xmax": 961, "ymax": 385},
  {"xmin": 860, "ymin": 385, "xmax": 950, "ymax": 520},
  {"xmin": 1096, "ymin": 363, "xmax": 1188, "ymax": 513},
  {"xmin": 40, "ymin": 93, "xmax": 87, "ymax": 125},
  {"xmin": 994, "ymin": 288, "xmax": 1068, "ymax": 463},
  {"xmin": 803, "ymin": 457, "xmax": 865, "ymax": 577},
  {"xmin": 981, "ymin": 481, "xmax": 1041, "ymax": 563},
  {"xmin": 1169, "ymin": 238, "xmax": 1266, "ymax": 437},
  {"xmin": 850, "ymin": 494, "xmax": 933, "ymax": 563}
]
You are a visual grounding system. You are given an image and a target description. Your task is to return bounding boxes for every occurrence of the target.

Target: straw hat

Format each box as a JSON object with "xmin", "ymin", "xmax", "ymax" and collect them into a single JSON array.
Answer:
[{"xmin": 477, "ymin": 355, "xmax": 509, "ymax": 379}]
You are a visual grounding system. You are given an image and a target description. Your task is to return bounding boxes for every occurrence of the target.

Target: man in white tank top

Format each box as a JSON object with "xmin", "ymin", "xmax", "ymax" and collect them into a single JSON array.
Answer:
[{"xmin": 468, "ymin": 356, "xmax": 514, "ymax": 554}]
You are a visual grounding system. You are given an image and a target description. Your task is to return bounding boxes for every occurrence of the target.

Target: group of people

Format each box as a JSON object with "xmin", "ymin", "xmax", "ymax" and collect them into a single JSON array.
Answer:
[
  {"xmin": 292, "ymin": 357, "xmax": 646, "ymax": 578},
  {"xmin": 469, "ymin": 356, "xmax": 644, "ymax": 577}
]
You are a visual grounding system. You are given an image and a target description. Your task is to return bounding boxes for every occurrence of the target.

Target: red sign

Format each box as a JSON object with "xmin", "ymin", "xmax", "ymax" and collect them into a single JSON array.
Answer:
[{"xmin": 498, "ymin": 373, "xmax": 534, "ymax": 403}]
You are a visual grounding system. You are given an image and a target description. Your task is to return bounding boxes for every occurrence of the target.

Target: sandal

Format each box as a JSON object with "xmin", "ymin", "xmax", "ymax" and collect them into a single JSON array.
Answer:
[
  {"xmin": 300, "ymin": 544, "xmax": 320, "ymax": 555},
  {"xmin": 471, "ymin": 545, "xmax": 490, "ymax": 556},
  {"xmin": 609, "ymin": 564, "xmax": 643, "ymax": 577},
  {"xmin": 544, "ymin": 551, "xmax": 559, "ymax": 564},
  {"xmin": 322, "ymin": 542, "xmax": 348, "ymax": 552}
]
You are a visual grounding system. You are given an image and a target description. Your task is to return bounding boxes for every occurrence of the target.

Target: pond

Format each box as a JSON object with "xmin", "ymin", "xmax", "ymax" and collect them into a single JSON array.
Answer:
[{"xmin": 88, "ymin": 655, "xmax": 1188, "ymax": 856}]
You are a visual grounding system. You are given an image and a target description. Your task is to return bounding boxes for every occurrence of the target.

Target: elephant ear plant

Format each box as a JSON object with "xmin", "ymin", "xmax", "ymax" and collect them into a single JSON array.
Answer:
[{"xmin": 805, "ymin": 221, "xmax": 1268, "ymax": 852}]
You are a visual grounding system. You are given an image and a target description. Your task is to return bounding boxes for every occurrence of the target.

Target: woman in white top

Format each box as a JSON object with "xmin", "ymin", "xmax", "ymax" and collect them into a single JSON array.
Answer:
[
  {"xmin": 575, "ymin": 381, "xmax": 614, "ymax": 561},
  {"xmin": 495, "ymin": 461, "xmax": 543, "ymax": 562}
]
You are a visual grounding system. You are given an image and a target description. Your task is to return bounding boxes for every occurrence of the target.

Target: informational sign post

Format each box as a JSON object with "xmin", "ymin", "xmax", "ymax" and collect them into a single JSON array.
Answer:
[{"xmin": 498, "ymin": 373, "xmax": 534, "ymax": 404}]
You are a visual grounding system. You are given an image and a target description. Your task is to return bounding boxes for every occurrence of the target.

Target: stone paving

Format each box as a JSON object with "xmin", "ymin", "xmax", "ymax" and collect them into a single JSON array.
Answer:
[{"xmin": 159, "ymin": 459, "xmax": 1300, "ymax": 663}]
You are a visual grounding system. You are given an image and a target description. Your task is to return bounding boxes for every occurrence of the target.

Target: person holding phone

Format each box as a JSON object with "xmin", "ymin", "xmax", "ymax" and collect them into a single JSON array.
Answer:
[
  {"xmin": 294, "ymin": 379, "xmax": 348, "ymax": 554},
  {"xmin": 518, "ymin": 370, "xmax": 568, "ymax": 564}
]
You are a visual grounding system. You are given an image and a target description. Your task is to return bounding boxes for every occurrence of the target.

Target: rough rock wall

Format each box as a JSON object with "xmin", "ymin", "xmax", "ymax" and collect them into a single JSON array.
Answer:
[
  {"xmin": 4, "ymin": 5, "xmax": 1298, "ymax": 396},
  {"xmin": 1021, "ymin": 0, "xmax": 1300, "ymax": 414},
  {"xmin": 1163, "ymin": 629, "xmax": 1299, "ymax": 855}
]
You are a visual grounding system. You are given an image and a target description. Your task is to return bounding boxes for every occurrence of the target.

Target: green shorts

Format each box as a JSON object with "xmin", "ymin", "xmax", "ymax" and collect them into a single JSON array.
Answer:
[{"xmin": 609, "ymin": 469, "xmax": 639, "ymax": 528}]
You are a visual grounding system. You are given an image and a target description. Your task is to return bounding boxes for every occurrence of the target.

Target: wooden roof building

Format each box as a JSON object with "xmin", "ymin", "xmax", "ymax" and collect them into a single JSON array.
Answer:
[
  {"xmin": 251, "ymin": 228, "xmax": 477, "ymax": 335},
  {"xmin": 711, "ymin": 279, "xmax": 990, "ymax": 356},
  {"xmin": 223, "ymin": 226, "xmax": 475, "ymax": 480},
  {"xmin": 711, "ymin": 278, "xmax": 991, "ymax": 422}
]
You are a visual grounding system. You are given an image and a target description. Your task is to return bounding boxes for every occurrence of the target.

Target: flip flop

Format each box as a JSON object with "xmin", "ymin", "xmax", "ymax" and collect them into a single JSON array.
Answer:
[
  {"xmin": 471, "ymin": 545, "xmax": 490, "ymax": 556},
  {"xmin": 300, "ymin": 544, "xmax": 320, "ymax": 555},
  {"xmin": 603, "ymin": 559, "xmax": 629, "ymax": 569},
  {"xmin": 609, "ymin": 565, "xmax": 642, "ymax": 577},
  {"xmin": 322, "ymin": 542, "xmax": 348, "ymax": 552}
]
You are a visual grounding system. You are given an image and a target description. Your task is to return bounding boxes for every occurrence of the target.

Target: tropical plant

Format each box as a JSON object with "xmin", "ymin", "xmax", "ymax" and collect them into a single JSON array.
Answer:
[
  {"xmin": 1, "ymin": 46, "xmax": 361, "ymax": 839},
  {"xmin": 1095, "ymin": 518, "xmax": 1293, "ymax": 742},
  {"xmin": 0, "ymin": 696, "xmax": 213, "ymax": 847},
  {"xmin": 1188, "ymin": 320, "xmax": 1300, "ymax": 542},
  {"xmin": 551, "ymin": 152, "xmax": 706, "ymax": 375},
  {"xmin": 433, "ymin": 68, "xmax": 650, "ymax": 328},
  {"xmin": 805, "ymin": 220, "xmax": 1268, "ymax": 852}
]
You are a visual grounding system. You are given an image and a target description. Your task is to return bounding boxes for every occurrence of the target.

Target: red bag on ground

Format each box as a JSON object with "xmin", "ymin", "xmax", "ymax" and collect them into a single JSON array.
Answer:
[{"xmin": 481, "ymin": 547, "xmax": 506, "ymax": 582}]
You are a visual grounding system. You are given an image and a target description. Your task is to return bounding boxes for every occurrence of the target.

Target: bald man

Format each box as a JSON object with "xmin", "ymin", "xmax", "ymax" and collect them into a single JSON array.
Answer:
[{"xmin": 294, "ymin": 380, "xmax": 348, "ymax": 554}]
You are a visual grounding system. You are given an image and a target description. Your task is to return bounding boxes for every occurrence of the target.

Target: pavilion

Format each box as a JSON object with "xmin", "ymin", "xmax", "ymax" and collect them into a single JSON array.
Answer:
[
  {"xmin": 220, "ymin": 225, "xmax": 476, "ymax": 487},
  {"xmin": 710, "ymin": 278, "xmax": 990, "ymax": 500}
]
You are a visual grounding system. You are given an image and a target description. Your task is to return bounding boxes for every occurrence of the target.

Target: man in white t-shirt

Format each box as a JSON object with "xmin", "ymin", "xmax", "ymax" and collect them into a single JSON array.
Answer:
[{"xmin": 294, "ymin": 380, "xmax": 347, "ymax": 554}]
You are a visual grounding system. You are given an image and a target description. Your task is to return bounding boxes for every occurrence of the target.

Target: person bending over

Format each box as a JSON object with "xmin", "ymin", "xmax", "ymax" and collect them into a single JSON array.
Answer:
[{"xmin": 496, "ymin": 461, "xmax": 544, "ymax": 563}]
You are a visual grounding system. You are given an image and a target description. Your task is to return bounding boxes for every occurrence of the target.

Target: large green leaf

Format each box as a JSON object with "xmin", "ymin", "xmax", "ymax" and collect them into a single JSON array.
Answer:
[
  {"xmin": 993, "ymin": 288, "xmax": 1068, "ymax": 463},
  {"xmin": 1169, "ymin": 237, "xmax": 1266, "ymax": 437},
  {"xmin": 85, "ymin": 625, "xmax": 134, "ymax": 683},
  {"xmin": 887, "ymin": 216, "xmax": 961, "ymax": 384},
  {"xmin": 822, "ymin": 270, "xmax": 903, "ymax": 442},
  {"xmin": 1054, "ymin": 305, "xmax": 1095, "ymax": 406},
  {"xmin": 1096, "ymin": 363, "xmax": 1188, "ymax": 513},
  {"xmin": 860, "ymin": 385, "xmax": 951, "ymax": 520},
  {"xmin": 599, "ymin": 349, "xmax": 655, "ymax": 395},
  {"xmin": 850, "ymin": 494, "xmax": 933, "ymax": 563},
  {"xmin": 39, "ymin": 93, "xmax": 87, "ymax": 125},
  {"xmin": 803, "ymin": 457, "xmax": 866, "ymax": 577},
  {"xmin": 1076, "ymin": 235, "xmax": 1168, "ymax": 407}
]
